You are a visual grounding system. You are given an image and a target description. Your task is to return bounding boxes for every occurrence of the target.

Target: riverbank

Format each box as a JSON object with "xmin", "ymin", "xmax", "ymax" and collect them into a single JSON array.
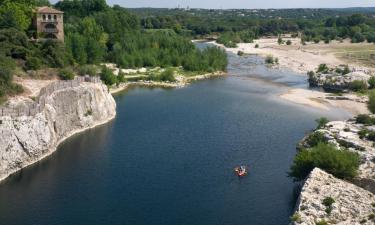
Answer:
[
  {"xmin": 110, "ymin": 71, "xmax": 227, "ymax": 94},
  {"xmin": 280, "ymin": 88, "xmax": 369, "ymax": 115},
  {"xmin": 211, "ymin": 38, "xmax": 375, "ymax": 74},
  {"xmin": 211, "ymin": 39, "xmax": 372, "ymax": 116}
]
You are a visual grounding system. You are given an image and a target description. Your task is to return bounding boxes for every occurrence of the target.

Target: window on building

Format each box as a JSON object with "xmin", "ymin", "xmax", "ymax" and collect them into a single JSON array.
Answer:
[
  {"xmin": 43, "ymin": 15, "xmax": 46, "ymax": 20},
  {"xmin": 48, "ymin": 15, "xmax": 51, "ymax": 20},
  {"xmin": 54, "ymin": 15, "xmax": 57, "ymax": 20}
]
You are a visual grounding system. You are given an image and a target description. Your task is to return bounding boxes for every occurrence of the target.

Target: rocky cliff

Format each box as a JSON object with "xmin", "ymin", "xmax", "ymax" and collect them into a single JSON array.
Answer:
[
  {"xmin": 292, "ymin": 168, "xmax": 375, "ymax": 225},
  {"xmin": 0, "ymin": 81, "xmax": 116, "ymax": 182}
]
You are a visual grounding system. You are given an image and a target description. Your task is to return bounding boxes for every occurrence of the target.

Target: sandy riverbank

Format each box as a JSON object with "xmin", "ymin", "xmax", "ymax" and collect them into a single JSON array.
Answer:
[
  {"xmin": 280, "ymin": 88, "xmax": 369, "ymax": 115},
  {"xmin": 212, "ymin": 38, "xmax": 375, "ymax": 74},
  {"xmin": 211, "ymin": 38, "xmax": 373, "ymax": 115}
]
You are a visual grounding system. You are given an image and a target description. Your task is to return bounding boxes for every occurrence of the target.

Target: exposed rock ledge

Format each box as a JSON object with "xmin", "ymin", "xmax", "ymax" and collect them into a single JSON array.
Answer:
[
  {"xmin": 0, "ymin": 82, "xmax": 116, "ymax": 182},
  {"xmin": 292, "ymin": 168, "xmax": 375, "ymax": 225}
]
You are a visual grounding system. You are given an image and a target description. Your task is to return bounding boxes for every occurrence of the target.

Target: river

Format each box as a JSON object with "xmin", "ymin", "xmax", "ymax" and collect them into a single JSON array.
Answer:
[{"xmin": 0, "ymin": 44, "xmax": 350, "ymax": 225}]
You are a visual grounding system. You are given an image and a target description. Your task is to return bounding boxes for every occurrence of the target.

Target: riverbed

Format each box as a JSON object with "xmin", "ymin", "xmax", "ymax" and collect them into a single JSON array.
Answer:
[{"xmin": 0, "ymin": 48, "xmax": 350, "ymax": 225}]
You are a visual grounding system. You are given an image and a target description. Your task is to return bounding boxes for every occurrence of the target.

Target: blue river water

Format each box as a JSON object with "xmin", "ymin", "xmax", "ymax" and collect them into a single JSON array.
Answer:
[{"xmin": 0, "ymin": 45, "xmax": 350, "ymax": 225}]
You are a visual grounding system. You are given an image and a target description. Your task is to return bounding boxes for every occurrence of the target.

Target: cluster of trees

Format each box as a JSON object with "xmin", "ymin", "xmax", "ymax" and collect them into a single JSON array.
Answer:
[
  {"xmin": 0, "ymin": 0, "xmax": 228, "ymax": 101},
  {"xmin": 134, "ymin": 8, "xmax": 375, "ymax": 45}
]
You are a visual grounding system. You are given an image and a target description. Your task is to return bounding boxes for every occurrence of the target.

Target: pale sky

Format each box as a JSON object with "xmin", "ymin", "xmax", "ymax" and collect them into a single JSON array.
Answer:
[{"xmin": 51, "ymin": 0, "xmax": 375, "ymax": 9}]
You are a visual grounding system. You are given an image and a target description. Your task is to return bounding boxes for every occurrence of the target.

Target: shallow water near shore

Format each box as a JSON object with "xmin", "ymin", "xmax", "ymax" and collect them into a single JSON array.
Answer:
[{"xmin": 0, "ymin": 45, "xmax": 350, "ymax": 225}]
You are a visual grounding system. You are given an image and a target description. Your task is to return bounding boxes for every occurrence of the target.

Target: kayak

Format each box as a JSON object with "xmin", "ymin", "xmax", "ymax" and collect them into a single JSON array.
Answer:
[{"xmin": 234, "ymin": 166, "xmax": 248, "ymax": 177}]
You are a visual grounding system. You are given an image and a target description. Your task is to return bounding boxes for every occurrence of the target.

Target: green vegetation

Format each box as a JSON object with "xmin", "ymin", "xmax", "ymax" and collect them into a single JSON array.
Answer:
[
  {"xmin": 148, "ymin": 68, "xmax": 176, "ymax": 82},
  {"xmin": 306, "ymin": 132, "xmax": 327, "ymax": 147},
  {"xmin": 368, "ymin": 90, "xmax": 375, "ymax": 113},
  {"xmin": 290, "ymin": 213, "xmax": 302, "ymax": 223},
  {"xmin": 316, "ymin": 117, "xmax": 329, "ymax": 129},
  {"xmin": 349, "ymin": 80, "xmax": 368, "ymax": 92},
  {"xmin": 265, "ymin": 55, "xmax": 279, "ymax": 65},
  {"xmin": 315, "ymin": 220, "xmax": 328, "ymax": 225},
  {"xmin": 0, "ymin": 0, "xmax": 228, "ymax": 103},
  {"xmin": 133, "ymin": 8, "xmax": 375, "ymax": 48},
  {"xmin": 100, "ymin": 67, "xmax": 117, "ymax": 86},
  {"xmin": 58, "ymin": 68, "xmax": 75, "ymax": 80},
  {"xmin": 356, "ymin": 114, "xmax": 375, "ymax": 125},
  {"xmin": 289, "ymin": 143, "xmax": 360, "ymax": 181},
  {"xmin": 322, "ymin": 197, "xmax": 335, "ymax": 214}
]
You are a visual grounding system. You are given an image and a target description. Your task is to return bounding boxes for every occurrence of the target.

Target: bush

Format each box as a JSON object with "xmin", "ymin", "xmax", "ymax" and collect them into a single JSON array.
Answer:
[
  {"xmin": 369, "ymin": 90, "xmax": 375, "ymax": 114},
  {"xmin": 317, "ymin": 64, "xmax": 329, "ymax": 73},
  {"xmin": 100, "ymin": 67, "xmax": 117, "ymax": 86},
  {"xmin": 369, "ymin": 77, "xmax": 375, "ymax": 89},
  {"xmin": 255, "ymin": 44, "xmax": 259, "ymax": 48},
  {"xmin": 286, "ymin": 40, "xmax": 292, "ymax": 45},
  {"xmin": 78, "ymin": 65, "xmax": 98, "ymax": 76},
  {"xmin": 349, "ymin": 80, "xmax": 367, "ymax": 92},
  {"xmin": 289, "ymin": 143, "xmax": 360, "ymax": 181},
  {"xmin": 159, "ymin": 69, "xmax": 175, "ymax": 82},
  {"xmin": 316, "ymin": 220, "xmax": 328, "ymax": 225},
  {"xmin": 316, "ymin": 117, "xmax": 329, "ymax": 129},
  {"xmin": 58, "ymin": 68, "xmax": 75, "ymax": 80},
  {"xmin": 306, "ymin": 132, "xmax": 327, "ymax": 147},
  {"xmin": 265, "ymin": 55, "xmax": 278, "ymax": 64},
  {"xmin": 322, "ymin": 197, "xmax": 335, "ymax": 207},
  {"xmin": 290, "ymin": 213, "xmax": 302, "ymax": 223},
  {"xmin": 356, "ymin": 114, "xmax": 375, "ymax": 125},
  {"xmin": 25, "ymin": 57, "xmax": 42, "ymax": 70}
]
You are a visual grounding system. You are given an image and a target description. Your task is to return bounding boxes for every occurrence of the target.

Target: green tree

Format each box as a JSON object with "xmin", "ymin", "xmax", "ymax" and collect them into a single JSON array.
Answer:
[
  {"xmin": 289, "ymin": 143, "xmax": 360, "ymax": 181},
  {"xmin": 368, "ymin": 90, "xmax": 375, "ymax": 114}
]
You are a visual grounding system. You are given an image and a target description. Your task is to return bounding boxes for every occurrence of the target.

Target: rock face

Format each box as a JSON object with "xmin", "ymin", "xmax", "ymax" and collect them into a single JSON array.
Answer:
[
  {"xmin": 308, "ymin": 71, "xmax": 372, "ymax": 92},
  {"xmin": 0, "ymin": 82, "xmax": 116, "ymax": 182},
  {"xmin": 292, "ymin": 168, "xmax": 375, "ymax": 225}
]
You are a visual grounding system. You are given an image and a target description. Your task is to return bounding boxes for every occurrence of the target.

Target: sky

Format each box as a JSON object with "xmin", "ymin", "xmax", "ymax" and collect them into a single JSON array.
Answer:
[{"xmin": 51, "ymin": 0, "xmax": 375, "ymax": 9}]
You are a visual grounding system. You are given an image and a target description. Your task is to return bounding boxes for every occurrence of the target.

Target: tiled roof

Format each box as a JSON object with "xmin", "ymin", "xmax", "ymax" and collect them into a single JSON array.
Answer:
[{"xmin": 36, "ymin": 7, "xmax": 64, "ymax": 14}]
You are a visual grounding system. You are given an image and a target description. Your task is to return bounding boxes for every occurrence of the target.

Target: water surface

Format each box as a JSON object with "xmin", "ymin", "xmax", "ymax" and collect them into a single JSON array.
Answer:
[{"xmin": 0, "ymin": 49, "xmax": 350, "ymax": 225}]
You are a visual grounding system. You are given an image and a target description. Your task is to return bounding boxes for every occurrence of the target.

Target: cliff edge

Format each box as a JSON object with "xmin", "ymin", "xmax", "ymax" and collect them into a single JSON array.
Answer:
[{"xmin": 0, "ymin": 81, "xmax": 116, "ymax": 182}]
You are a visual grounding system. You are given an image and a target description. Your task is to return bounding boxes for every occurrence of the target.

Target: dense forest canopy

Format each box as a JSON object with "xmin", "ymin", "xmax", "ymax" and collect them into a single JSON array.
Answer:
[
  {"xmin": 131, "ymin": 8, "xmax": 375, "ymax": 46},
  {"xmin": 0, "ymin": 0, "xmax": 227, "ymax": 100}
]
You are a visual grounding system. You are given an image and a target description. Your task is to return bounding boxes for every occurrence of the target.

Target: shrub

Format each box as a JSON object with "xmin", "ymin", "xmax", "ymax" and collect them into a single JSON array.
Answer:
[
  {"xmin": 100, "ymin": 67, "xmax": 117, "ymax": 86},
  {"xmin": 316, "ymin": 117, "xmax": 329, "ymax": 129},
  {"xmin": 58, "ymin": 68, "xmax": 75, "ymax": 80},
  {"xmin": 278, "ymin": 36, "xmax": 284, "ymax": 45},
  {"xmin": 159, "ymin": 69, "xmax": 175, "ymax": 82},
  {"xmin": 289, "ymin": 143, "xmax": 360, "ymax": 181},
  {"xmin": 322, "ymin": 197, "xmax": 335, "ymax": 207},
  {"xmin": 306, "ymin": 132, "xmax": 327, "ymax": 147},
  {"xmin": 286, "ymin": 40, "xmax": 292, "ymax": 45},
  {"xmin": 255, "ymin": 44, "xmax": 259, "ymax": 48},
  {"xmin": 368, "ymin": 77, "xmax": 375, "ymax": 89},
  {"xmin": 78, "ymin": 65, "xmax": 98, "ymax": 76},
  {"xmin": 117, "ymin": 70, "xmax": 126, "ymax": 83},
  {"xmin": 265, "ymin": 55, "xmax": 278, "ymax": 64},
  {"xmin": 25, "ymin": 57, "xmax": 42, "ymax": 70},
  {"xmin": 317, "ymin": 64, "xmax": 329, "ymax": 73},
  {"xmin": 315, "ymin": 220, "xmax": 328, "ymax": 225},
  {"xmin": 237, "ymin": 51, "xmax": 244, "ymax": 56},
  {"xmin": 356, "ymin": 114, "xmax": 375, "ymax": 125},
  {"xmin": 349, "ymin": 80, "xmax": 367, "ymax": 92},
  {"xmin": 290, "ymin": 213, "xmax": 302, "ymax": 223},
  {"xmin": 313, "ymin": 38, "xmax": 320, "ymax": 44},
  {"xmin": 368, "ymin": 90, "xmax": 375, "ymax": 114}
]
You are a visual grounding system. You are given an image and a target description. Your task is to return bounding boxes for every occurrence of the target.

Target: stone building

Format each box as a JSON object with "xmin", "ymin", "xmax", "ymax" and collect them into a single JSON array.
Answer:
[{"xmin": 34, "ymin": 7, "xmax": 64, "ymax": 42}]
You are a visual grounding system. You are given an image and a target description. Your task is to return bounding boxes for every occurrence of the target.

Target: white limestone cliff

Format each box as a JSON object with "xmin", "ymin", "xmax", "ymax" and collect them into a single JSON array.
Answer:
[
  {"xmin": 292, "ymin": 168, "xmax": 375, "ymax": 225},
  {"xmin": 0, "ymin": 82, "xmax": 116, "ymax": 182}
]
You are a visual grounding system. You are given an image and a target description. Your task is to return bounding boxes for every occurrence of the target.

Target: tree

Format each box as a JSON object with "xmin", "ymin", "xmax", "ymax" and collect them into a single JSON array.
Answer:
[
  {"xmin": 368, "ymin": 90, "xmax": 375, "ymax": 114},
  {"xmin": 289, "ymin": 143, "xmax": 360, "ymax": 181},
  {"xmin": 0, "ymin": 2, "xmax": 31, "ymax": 31}
]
